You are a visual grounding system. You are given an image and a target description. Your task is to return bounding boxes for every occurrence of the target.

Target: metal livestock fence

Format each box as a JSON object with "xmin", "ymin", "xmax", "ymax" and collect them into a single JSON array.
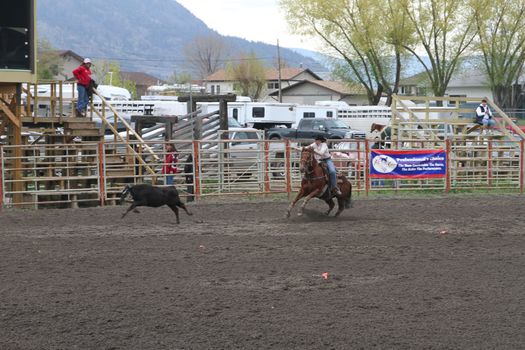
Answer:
[{"xmin": 1, "ymin": 138, "xmax": 524, "ymax": 209}]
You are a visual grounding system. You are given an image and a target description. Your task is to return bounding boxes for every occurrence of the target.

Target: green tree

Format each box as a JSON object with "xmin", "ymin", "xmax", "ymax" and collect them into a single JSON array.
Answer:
[
  {"xmin": 280, "ymin": 0, "xmax": 413, "ymax": 105},
  {"xmin": 183, "ymin": 35, "xmax": 229, "ymax": 79},
  {"xmin": 471, "ymin": 0, "xmax": 525, "ymax": 109},
  {"xmin": 167, "ymin": 70, "xmax": 192, "ymax": 85},
  {"xmin": 92, "ymin": 60, "xmax": 137, "ymax": 98},
  {"xmin": 400, "ymin": 0, "xmax": 477, "ymax": 98},
  {"xmin": 226, "ymin": 52, "xmax": 266, "ymax": 101},
  {"xmin": 37, "ymin": 39, "xmax": 63, "ymax": 80}
]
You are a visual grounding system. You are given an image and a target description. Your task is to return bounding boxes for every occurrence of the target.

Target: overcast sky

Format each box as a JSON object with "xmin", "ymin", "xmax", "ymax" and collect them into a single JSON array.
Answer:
[{"xmin": 176, "ymin": 0, "xmax": 314, "ymax": 49}]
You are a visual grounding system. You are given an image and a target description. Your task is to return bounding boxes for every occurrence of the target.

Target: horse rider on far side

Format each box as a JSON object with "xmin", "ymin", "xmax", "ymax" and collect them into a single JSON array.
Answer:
[{"xmin": 308, "ymin": 135, "xmax": 342, "ymax": 196}]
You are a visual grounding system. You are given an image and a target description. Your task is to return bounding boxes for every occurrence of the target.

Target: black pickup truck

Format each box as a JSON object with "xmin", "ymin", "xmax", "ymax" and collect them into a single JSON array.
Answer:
[{"xmin": 266, "ymin": 118, "xmax": 366, "ymax": 140}]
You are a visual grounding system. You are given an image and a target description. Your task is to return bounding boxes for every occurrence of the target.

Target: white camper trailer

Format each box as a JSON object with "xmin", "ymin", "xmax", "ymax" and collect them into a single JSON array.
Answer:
[
  {"xmin": 316, "ymin": 101, "xmax": 392, "ymax": 133},
  {"xmin": 199, "ymin": 102, "xmax": 338, "ymax": 129},
  {"xmin": 295, "ymin": 105, "xmax": 337, "ymax": 124}
]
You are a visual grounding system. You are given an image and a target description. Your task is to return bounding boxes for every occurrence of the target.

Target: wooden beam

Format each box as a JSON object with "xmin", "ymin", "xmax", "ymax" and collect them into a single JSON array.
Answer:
[
  {"xmin": 0, "ymin": 102, "xmax": 21, "ymax": 128},
  {"xmin": 178, "ymin": 94, "xmax": 237, "ymax": 103},
  {"xmin": 219, "ymin": 99, "xmax": 229, "ymax": 140},
  {"xmin": 130, "ymin": 115, "xmax": 179, "ymax": 123},
  {"xmin": 91, "ymin": 107, "xmax": 157, "ymax": 176},
  {"xmin": 92, "ymin": 89, "xmax": 159, "ymax": 161},
  {"xmin": 486, "ymin": 97, "xmax": 525, "ymax": 139}
]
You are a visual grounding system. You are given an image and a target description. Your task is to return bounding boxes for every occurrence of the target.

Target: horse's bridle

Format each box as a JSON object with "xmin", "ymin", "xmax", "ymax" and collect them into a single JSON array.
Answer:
[
  {"xmin": 300, "ymin": 149, "xmax": 325, "ymax": 181},
  {"xmin": 301, "ymin": 150, "xmax": 313, "ymax": 173}
]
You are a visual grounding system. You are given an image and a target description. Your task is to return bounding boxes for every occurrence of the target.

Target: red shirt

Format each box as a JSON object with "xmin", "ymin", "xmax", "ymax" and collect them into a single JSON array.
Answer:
[
  {"xmin": 72, "ymin": 65, "xmax": 92, "ymax": 86},
  {"xmin": 162, "ymin": 152, "xmax": 178, "ymax": 174}
]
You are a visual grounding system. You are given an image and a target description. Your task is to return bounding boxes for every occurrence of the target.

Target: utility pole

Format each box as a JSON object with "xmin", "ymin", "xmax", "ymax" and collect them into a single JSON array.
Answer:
[{"xmin": 277, "ymin": 39, "xmax": 282, "ymax": 103}]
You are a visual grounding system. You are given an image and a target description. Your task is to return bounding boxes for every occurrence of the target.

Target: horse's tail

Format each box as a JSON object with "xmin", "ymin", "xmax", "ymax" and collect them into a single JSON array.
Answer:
[{"xmin": 345, "ymin": 181, "xmax": 353, "ymax": 209}]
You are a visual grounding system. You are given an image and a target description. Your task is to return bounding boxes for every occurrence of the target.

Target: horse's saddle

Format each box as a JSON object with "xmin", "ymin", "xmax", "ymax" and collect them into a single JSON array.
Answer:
[
  {"xmin": 320, "ymin": 163, "xmax": 344, "ymax": 184},
  {"xmin": 320, "ymin": 162, "xmax": 329, "ymax": 181}
]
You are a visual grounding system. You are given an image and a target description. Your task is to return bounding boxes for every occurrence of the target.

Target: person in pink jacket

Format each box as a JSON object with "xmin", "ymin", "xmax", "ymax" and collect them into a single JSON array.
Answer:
[{"xmin": 162, "ymin": 143, "xmax": 179, "ymax": 185}]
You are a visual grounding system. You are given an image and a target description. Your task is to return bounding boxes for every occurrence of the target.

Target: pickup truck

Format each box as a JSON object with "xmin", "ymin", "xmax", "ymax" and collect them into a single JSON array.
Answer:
[{"xmin": 266, "ymin": 118, "xmax": 366, "ymax": 141}]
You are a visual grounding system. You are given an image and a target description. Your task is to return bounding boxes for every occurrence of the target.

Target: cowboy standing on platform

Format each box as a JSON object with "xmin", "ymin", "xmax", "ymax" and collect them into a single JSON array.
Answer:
[
  {"xmin": 307, "ymin": 135, "xmax": 342, "ymax": 196},
  {"xmin": 72, "ymin": 58, "xmax": 93, "ymax": 117}
]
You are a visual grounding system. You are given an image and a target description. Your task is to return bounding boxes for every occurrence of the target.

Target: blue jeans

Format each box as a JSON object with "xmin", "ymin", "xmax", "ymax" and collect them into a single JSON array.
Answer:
[
  {"xmin": 165, "ymin": 175, "xmax": 174, "ymax": 185},
  {"xmin": 483, "ymin": 118, "xmax": 496, "ymax": 127},
  {"xmin": 77, "ymin": 85, "xmax": 89, "ymax": 112},
  {"xmin": 322, "ymin": 158, "xmax": 338, "ymax": 189}
]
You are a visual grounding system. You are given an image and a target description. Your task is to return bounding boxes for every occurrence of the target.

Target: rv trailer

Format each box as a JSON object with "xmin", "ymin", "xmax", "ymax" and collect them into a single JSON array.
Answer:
[{"xmin": 199, "ymin": 101, "xmax": 338, "ymax": 129}]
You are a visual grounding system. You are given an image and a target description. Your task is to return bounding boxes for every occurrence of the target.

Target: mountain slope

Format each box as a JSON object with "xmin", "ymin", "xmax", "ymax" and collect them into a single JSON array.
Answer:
[{"xmin": 37, "ymin": 0, "xmax": 324, "ymax": 78}]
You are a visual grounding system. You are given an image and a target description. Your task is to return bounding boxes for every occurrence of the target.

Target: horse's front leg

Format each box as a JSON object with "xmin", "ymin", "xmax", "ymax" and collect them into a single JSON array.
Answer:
[
  {"xmin": 325, "ymin": 198, "xmax": 335, "ymax": 216},
  {"xmin": 299, "ymin": 189, "xmax": 321, "ymax": 216},
  {"xmin": 286, "ymin": 189, "xmax": 304, "ymax": 218}
]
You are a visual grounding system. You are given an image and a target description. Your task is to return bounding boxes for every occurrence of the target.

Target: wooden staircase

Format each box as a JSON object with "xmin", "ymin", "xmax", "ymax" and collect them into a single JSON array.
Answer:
[{"xmin": 21, "ymin": 116, "xmax": 104, "ymax": 143}]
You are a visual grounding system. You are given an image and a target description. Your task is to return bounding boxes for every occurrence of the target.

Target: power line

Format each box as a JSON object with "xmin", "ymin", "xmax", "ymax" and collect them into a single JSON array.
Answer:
[{"xmin": 86, "ymin": 55, "xmax": 279, "ymax": 63}]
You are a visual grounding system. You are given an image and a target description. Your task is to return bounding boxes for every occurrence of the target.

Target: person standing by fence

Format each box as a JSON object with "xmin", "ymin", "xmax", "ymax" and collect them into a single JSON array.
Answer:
[{"xmin": 162, "ymin": 143, "xmax": 178, "ymax": 185}]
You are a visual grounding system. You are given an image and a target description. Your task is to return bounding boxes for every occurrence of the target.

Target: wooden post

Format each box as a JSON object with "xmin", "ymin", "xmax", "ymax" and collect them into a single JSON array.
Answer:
[
  {"xmin": 165, "ymin": 121, "xmax": 173, "ymax": 141},
  {"xmin": 13, "ymin": 84, "xmax": 23, "ymax": 205},
  {"xmin": 446, "ymin": 139, "xmax": 451, "ymax": 193},
  {"xmin": 192, "ymin": 141, "xmax": 201, "ymax": 199},
  {"xmin": 98, "ymin": 142, "xmax": 106, "ymax": 206},
  {"xmin": 50, "ymin": 82, "xmax": 56, "ymax": 118},
  {"xmin": 391, "ymin": 95, "xmax": 397, "ymax": 146},
  {"xmin": 25, "ymin": 84, "xmax": 31, "ymax": 118},
  {"xmin": 59, "ymin": 81, "xmax": 63, "ymax": 119},
  {"xmin": 219, "ymin": 99, "xmax": 229, "ymax": 139},
  {"xmin": 192, "ymin": 101, "xmax": 202, "ymax": 140},
  {"xmin": 285, "ymin": 139, "xmax": 292, "ymax": 199},
  {"xmin": 33, "ymin": 84, "xmax": 38, "ymax": 120}
]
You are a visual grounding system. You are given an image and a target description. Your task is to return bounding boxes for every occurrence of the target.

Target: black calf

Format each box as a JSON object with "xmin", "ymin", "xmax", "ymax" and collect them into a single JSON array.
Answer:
[{"xmin": 120, "ymin": 184, "xmax": 192, "ymax": 224}]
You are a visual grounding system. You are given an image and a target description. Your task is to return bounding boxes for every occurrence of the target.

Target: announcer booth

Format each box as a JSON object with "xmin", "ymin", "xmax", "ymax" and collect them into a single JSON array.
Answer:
[
  {"xmin": 0, "ymin": 0, "xmax": 37, "ymax": 204},
  {"xmin": 0, "ymin": 0, "xmax": 36, "ymax": 85}
]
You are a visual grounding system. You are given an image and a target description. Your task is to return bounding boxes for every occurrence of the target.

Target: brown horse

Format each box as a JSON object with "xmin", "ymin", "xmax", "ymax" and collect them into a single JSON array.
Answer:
[
  {"xmin": 370, "ymin": 122, "xmax": 387, "ymax": 133},
  {"xmin": 370, "ymin": 123, "xmax": 391, "ymax": 148},
  {"xmin": 286, "ymin": 148, "xmax": 352, "ymax": 218}
]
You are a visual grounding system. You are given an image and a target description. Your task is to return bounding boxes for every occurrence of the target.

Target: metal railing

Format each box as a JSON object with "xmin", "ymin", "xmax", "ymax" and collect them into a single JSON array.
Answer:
[
  {"xmin": 1, "ymin": 143, "xmax": 101, "ymax": 208},
  {"xmin": 1, "ymin": 138, "xmax": 523, "ymax": 208},
  {"xmin": 391, "ymin": 95, "xmax": 525, "ymax": 142}
]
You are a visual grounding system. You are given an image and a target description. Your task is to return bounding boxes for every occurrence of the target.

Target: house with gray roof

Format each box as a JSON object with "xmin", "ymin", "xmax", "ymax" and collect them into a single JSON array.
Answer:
[
  {"xmin": 267, "ymin": 79, "xmax": 369, "ymax": 105},
  {"xmin": 399, "ymin": 69, "xmax": 495, "ymax": 100},
  {"xmin": 205, "ymin": 67, "xmax": 322, "ymax": 100}
]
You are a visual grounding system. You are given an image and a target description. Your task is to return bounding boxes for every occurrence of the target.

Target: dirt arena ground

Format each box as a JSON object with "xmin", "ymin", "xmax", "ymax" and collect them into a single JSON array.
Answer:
[{"xmin": 1, "ymin": 195, "xmax": 525, "ymax": 349}]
